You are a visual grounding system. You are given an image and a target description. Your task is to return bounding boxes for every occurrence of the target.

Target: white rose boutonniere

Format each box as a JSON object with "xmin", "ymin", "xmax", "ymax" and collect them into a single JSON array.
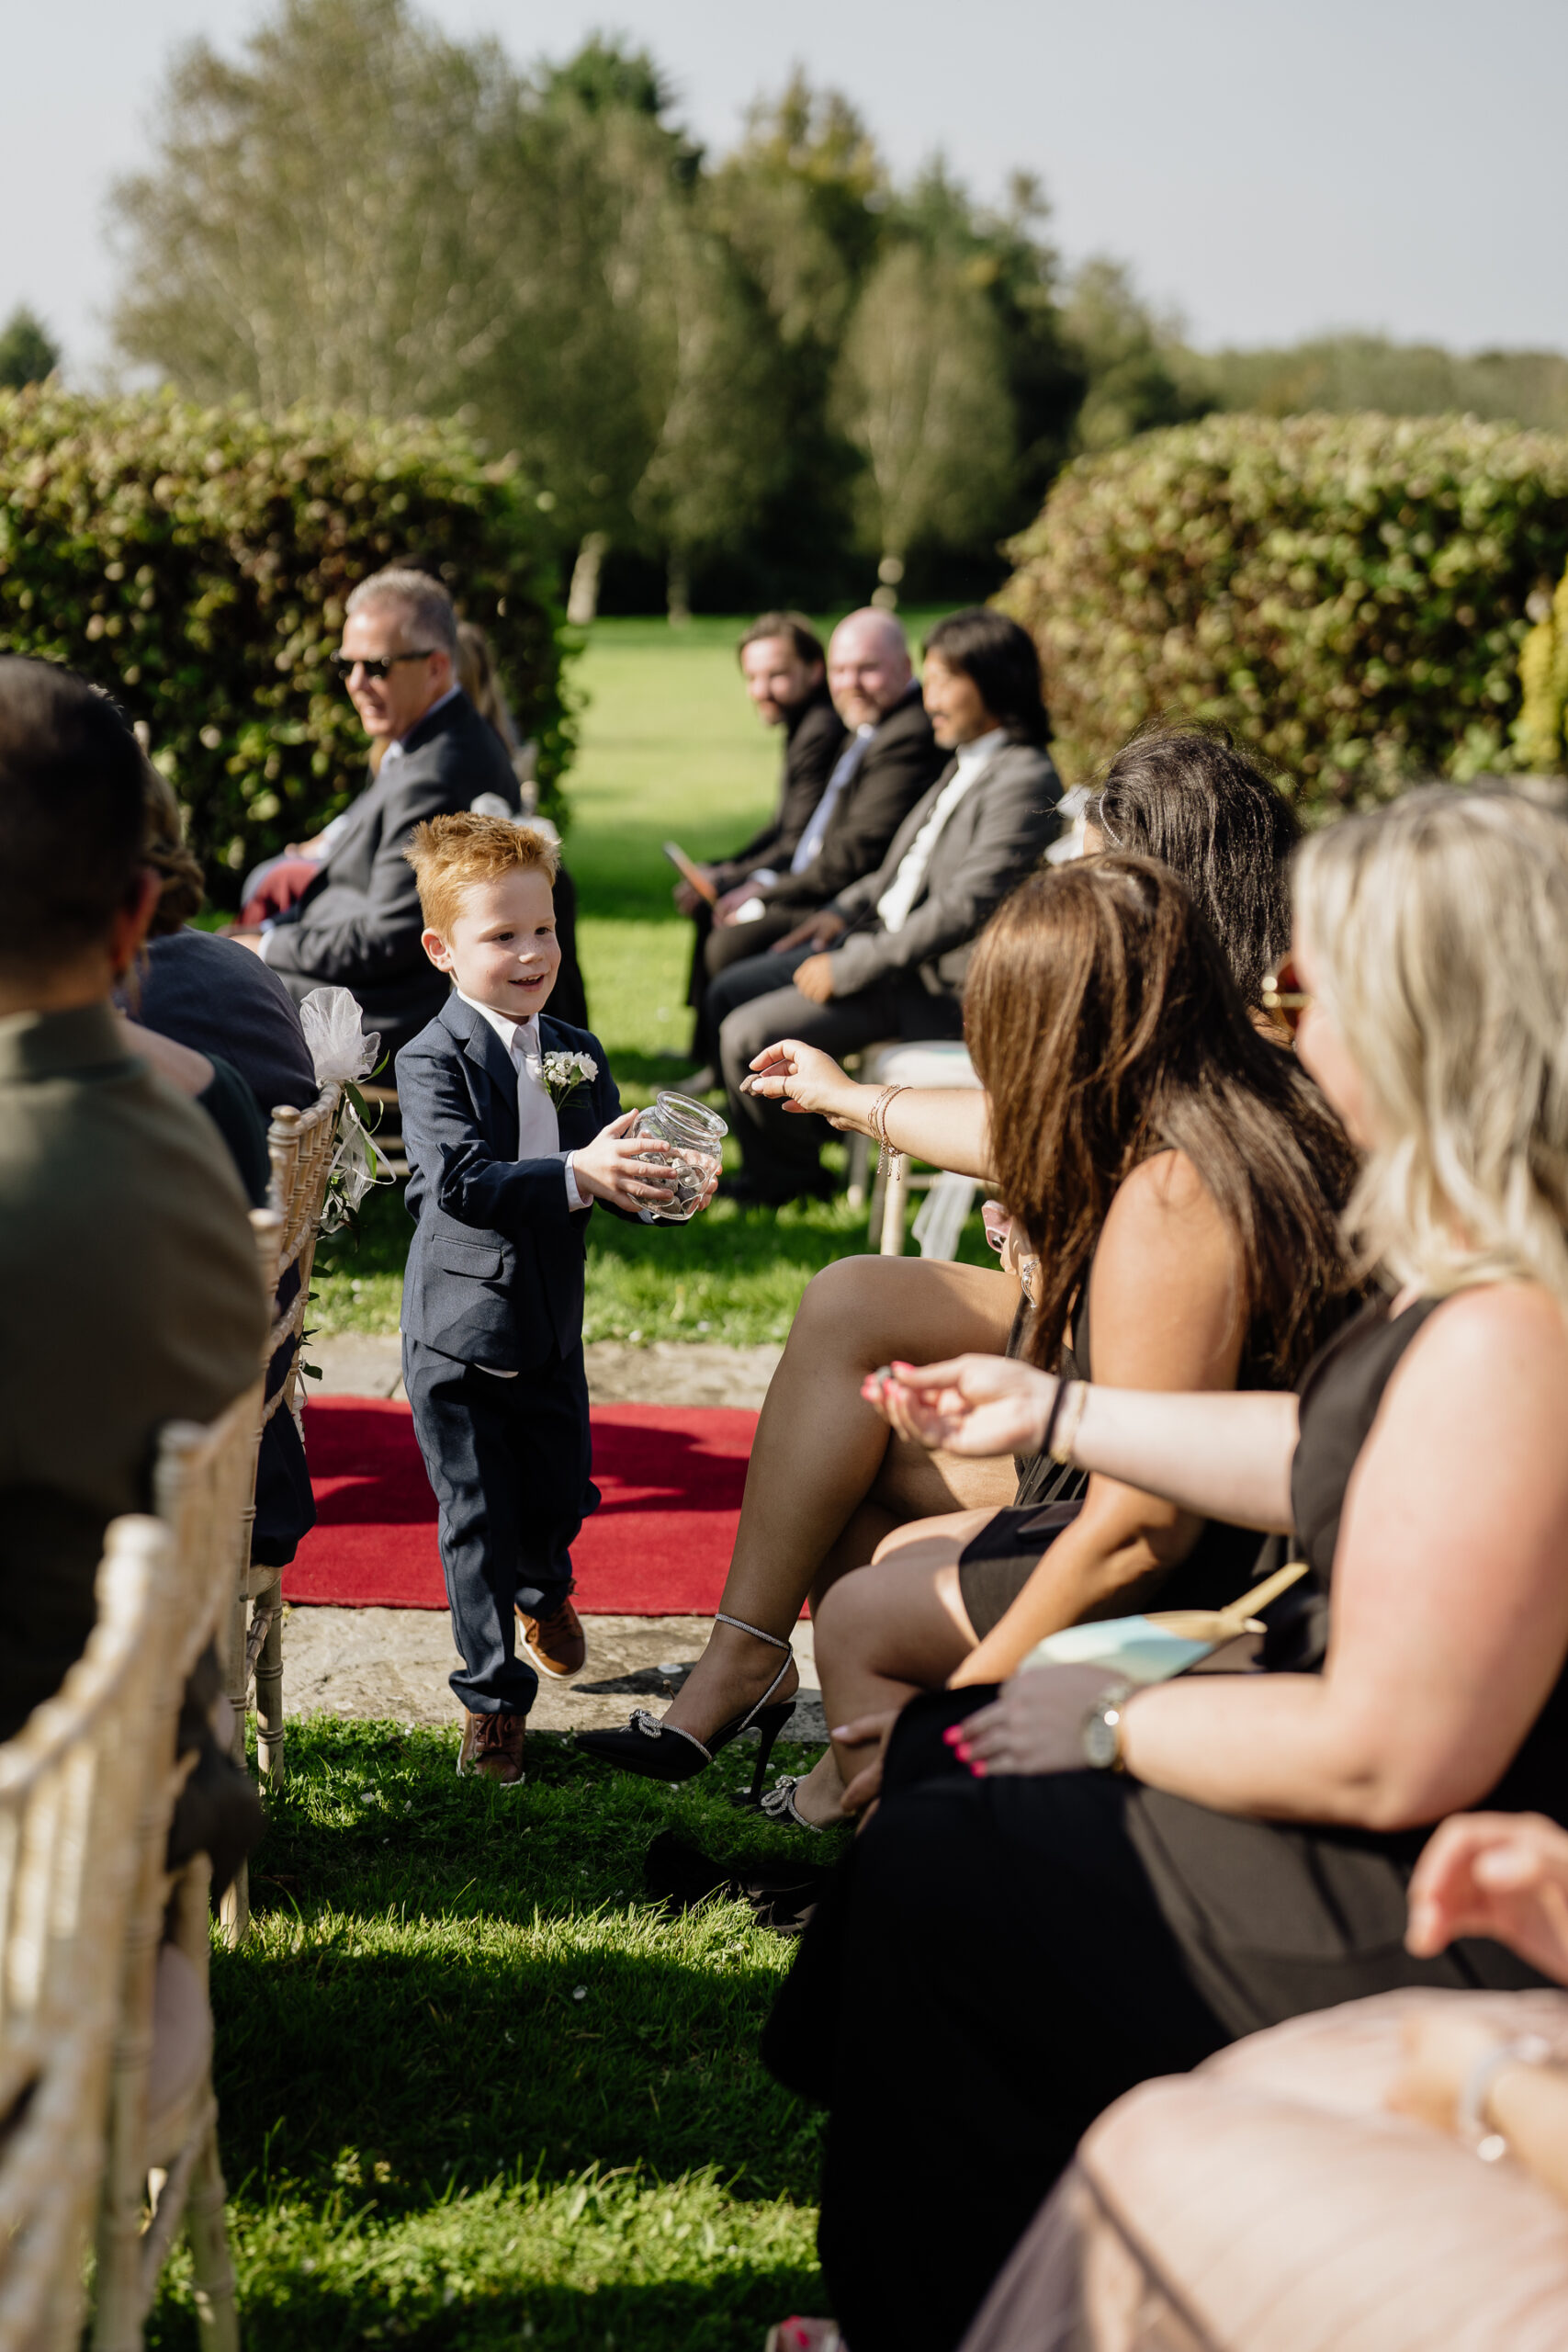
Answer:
[{"xmin": 538, "ymin": 1048, "xmax": 599, "ymax": 1110}]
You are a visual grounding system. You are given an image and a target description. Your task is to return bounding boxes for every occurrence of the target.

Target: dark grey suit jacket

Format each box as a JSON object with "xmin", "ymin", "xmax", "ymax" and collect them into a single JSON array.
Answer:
[
  {"xmin": 752, "ymin": 689, "xmax": 945, "ymax": 915},
  {"xmin": 398, "ymin": 997, "xmax": 625, "ymax": 1373},
  {"xmin": 827, "ymin": 739, "xmax": 1063, "ymax": 1001},
  {"xmin": 265, "ymin": 692, "xmax": 520, "ymax": 1056},
  {"xmin": 713, "ymin": 688, "xmax": 847, "ymax": 888}
]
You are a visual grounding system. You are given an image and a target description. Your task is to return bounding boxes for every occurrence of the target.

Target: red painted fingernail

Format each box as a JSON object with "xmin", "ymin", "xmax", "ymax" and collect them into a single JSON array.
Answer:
[
  {"xmin": 969, "ymin": 1759, "xmax": 987, "ymax": 1778},
  {"xmin": 953, "ymin": 1740, "xmax": 972, "ymax": 1761},
  {"xmin": 942, "ymin": 1724, "xmax": 961, "ymax": 1745}
]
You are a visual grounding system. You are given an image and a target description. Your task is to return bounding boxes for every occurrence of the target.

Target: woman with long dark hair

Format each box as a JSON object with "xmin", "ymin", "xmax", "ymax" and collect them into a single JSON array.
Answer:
[{"xmin": 809, "ymin": 851, "xmax": 1354, "ymax": 1813}]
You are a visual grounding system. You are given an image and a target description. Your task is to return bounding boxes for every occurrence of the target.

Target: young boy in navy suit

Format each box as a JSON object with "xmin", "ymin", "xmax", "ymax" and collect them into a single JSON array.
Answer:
[{"xmin": 397, "ymin": 812, "xmax": 705, "ymax": 1784}]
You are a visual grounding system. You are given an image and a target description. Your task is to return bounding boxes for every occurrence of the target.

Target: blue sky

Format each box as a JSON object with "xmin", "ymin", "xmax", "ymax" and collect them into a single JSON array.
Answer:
[{"xmin": 9, "ymin": 0, "xmax": 1567, "ymax": 377}]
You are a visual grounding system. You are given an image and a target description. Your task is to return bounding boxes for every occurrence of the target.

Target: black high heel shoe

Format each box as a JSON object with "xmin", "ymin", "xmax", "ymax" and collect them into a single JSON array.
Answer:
[{"xmin": 575, "ymin": 1613, "xmax": 796, "ymax": 1804}]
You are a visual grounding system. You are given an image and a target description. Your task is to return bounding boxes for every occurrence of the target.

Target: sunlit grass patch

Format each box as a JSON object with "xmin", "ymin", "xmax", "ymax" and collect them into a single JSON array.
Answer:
[{"xmin": 152, "ymin": 1718, "xmax": 834, "ymax": 2349}]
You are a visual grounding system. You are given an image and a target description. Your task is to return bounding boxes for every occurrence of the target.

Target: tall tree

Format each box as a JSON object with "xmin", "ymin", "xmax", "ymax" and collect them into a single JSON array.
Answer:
[
  {"xmin": 1061, "ymin": 258, "xmax": 1206, "ymax": 450},
  {"xmin": 0, "ymin": 308, "xmax": 60, "ymax": 390},
  {"xmin": 111, "ymin": 0, "xmax": 523, "ymax": 422},
  {"xmin": 831, "ymin": 241, "xmax": 1015, "ymax": 592},
  {"xmin": 110, "ymin": 4, "xmax": 788, "ymax": 620}
]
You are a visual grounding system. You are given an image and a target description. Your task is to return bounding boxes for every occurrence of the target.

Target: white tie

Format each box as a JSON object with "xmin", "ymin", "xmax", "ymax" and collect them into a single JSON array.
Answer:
[{"xmin": 512, "ymin": 1018, "xmax": 560, "ymax": 1159}]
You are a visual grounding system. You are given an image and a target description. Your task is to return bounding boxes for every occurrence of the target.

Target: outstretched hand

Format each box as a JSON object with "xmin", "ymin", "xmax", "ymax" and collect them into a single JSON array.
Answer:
[
  {"xmin": 741, "ymin": 1038, "xmax": 862, "ymax": 1125},
  {"xmin": 862, "ymin": 1354, "xmax": 1059, "ymax": 1459},
  {"xmin": 570, "ymin": 1110, "xmax": 677, "ymax": 1214},
  {"xmin": 1406, "ymin": 1812, "xmax": 1568, "ymax": 1983}
]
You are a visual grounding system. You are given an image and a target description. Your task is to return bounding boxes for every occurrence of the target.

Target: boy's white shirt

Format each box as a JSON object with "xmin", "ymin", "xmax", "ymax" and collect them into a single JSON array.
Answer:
[
  {"xmin": 456, "ymin": 990, "xmax": 588, "ymax": 1209},
  {"xmin": 456, "ymin": 989, "xmax": 589, "ymax": 1380}
]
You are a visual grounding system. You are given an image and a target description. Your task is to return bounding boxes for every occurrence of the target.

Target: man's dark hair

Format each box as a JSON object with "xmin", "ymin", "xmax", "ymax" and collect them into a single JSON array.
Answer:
[
  {"xmin": 0, "ymin": 657, "xmax": 147, "ymax": 974},
  {"xmin": 738, "ymin": 612, "xmax": 826, "ymax": 670},
  {"xmin": 1087, "ymin": 724, "xmax": 1302, "ymax": 1007},
  {"xmin": 923, "ymin": 607, "xmax": 1052, "ymax": 746}
]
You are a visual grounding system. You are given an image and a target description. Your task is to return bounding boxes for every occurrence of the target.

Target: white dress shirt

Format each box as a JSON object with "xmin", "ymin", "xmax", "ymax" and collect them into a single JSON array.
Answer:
[
  {"xmin": 457, "ymin": 992, "xmax": 587, "ymax": 1212},
  {"xmin": 874, "ymin": 728, "xmax": 1009, "ymax": 935},
  {"xmin": 457, "ymin": 991, "xmax": 589, "ymax": 1378}
]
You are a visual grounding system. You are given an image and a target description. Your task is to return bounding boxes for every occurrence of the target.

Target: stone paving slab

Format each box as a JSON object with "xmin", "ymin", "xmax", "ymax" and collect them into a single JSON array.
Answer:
[
  {"xmin": 307, "ymin": 1332, "xmax": 784, "ymax": 1408},
  {"xmin": 282, "ymin": 1604, "xmax": 824, "ymax": 1743}
]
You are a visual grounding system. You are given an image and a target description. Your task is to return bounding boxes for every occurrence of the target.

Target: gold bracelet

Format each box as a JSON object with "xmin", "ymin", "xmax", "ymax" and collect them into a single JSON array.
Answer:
[
  {"xmin": 870, "ymin": 1083, "xmax": 908, "ymax": 1174},
  {"xmin": 1048, "ymin": 1379, "xmax": 1088, "ymax": 1465}
]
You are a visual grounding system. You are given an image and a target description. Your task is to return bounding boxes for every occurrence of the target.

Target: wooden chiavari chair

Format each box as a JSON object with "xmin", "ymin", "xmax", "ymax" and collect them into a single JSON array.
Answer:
[
  {"xmin": 244, "ymin": 1087, "xmax": 342, "ymax": 1783},
  {"xmin": 0, "ymin": 1519, "xmax": 174, "ymax": 2352},
  {"xmin": 220, "ymin": 1090, "xmax": 340, "ymax": 1947},
  {"xmin": 94, "ymin": 1377, "xmax": 263, "ymax": 2352}
]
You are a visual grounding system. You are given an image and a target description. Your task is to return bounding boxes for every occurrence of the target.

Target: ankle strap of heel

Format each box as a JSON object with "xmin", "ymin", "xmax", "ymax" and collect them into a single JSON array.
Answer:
[{"xmin": 715, "ymin": 1611, "xmax": 790, "ymax": 1651}]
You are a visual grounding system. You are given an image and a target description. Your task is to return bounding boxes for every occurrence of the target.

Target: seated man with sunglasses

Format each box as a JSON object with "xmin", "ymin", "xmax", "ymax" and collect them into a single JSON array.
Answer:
[{"xmin": 233, "ymin": 567, "xmax": 521, "ymax": 1058}]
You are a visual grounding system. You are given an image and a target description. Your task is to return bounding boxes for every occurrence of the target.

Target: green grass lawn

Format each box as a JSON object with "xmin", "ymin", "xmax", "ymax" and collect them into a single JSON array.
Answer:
[
  {"xmin": 312, "ymin": 611, "xmax": 988, "ymax": 1343},
  {"xmin": 560, "ymin": 611, "xmax": 959, "ymax": 922},
  {"xmin": 157, "ymin": 1721, "xmax": 839, "ymax": 2348}
]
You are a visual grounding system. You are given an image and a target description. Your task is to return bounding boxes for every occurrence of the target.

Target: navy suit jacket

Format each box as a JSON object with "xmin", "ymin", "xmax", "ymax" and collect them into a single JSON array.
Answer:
[{"xmin": 397, "ymin": 994, "xmax": 624, "ymax": 1372}]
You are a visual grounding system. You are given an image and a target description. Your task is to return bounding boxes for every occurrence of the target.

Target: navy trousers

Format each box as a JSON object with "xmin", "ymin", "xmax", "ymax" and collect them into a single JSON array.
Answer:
[{"xmin": 402, "ymin": 1335, "xmax": 595, "ymax": 1716}]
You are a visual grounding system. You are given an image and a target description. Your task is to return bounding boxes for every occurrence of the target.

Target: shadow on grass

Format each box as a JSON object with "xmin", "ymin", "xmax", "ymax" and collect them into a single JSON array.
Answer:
[
  {"xmin": 214, "ymin": 1933, "xmax": 819, "ymax": 2207},
  {"xmin": 213, "ymin": 1723, "xmax": 834, "ymax": 2213}
]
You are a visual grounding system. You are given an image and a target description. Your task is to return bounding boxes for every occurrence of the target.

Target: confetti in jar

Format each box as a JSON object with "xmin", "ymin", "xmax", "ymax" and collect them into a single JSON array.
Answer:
[{"xmin": 629, "ymin": 1092, "xmax": 727, "ymax": 1222}]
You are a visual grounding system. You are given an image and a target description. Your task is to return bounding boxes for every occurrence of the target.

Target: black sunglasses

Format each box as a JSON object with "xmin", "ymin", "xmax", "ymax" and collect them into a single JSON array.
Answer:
[{"xmin": 330, "ymin": 649, "xmax": 437, "ymax": 681}]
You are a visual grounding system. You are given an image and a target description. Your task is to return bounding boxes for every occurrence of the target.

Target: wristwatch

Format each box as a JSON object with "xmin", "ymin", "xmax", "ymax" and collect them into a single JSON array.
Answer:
[{"xmin": 1082, "ymin": 1679, "xmax": 1134, "ymax": 1772}]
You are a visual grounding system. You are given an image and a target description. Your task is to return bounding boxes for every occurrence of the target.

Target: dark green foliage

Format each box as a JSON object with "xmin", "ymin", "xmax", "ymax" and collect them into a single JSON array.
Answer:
[
  {"xmin": 999, "ymin": 411, "xmax": 1568, "ymax": 804},
  {"xmin": 0, "ymin": 389, "xmax": 569, "ymax": 898},
  {"xmin": 149, "ymin": 1717, "xmax": 831, "ymax": 2347},
  {"xmin": 0, "ymin": 307, "xmax": 59, "ymax": 390}
]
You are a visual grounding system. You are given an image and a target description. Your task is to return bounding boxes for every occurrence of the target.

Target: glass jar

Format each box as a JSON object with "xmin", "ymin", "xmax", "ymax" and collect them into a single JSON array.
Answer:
[{"xmin": 629, "ymin": 1091, "xmax": 728, "ymax": 1223}]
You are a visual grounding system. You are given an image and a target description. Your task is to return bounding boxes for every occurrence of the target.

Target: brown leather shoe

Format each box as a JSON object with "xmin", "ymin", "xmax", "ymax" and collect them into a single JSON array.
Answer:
[
  {"xmin": 517, "ymin": 1589, "xmax": 586, "ymax": 1679},
  {"xmin": 457, "ymin": 1708, "xmax": 525, "ymax": 1786}
]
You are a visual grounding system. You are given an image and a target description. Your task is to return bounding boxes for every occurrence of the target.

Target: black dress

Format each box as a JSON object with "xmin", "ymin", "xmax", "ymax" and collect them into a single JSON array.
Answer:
[
  {"xmin": 955, "ymin": 1261, "xmax": 1282, "ymax": 1640},
  {"xmin": 764, "ymin": 1295, "xmax": 1568, "ymax": 2352}
]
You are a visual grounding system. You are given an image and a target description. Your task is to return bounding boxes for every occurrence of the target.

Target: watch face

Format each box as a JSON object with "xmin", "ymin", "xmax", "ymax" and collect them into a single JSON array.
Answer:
[{"xmin": 1083, "ymin": 1707, "xmax": 1121, "ymax": 1771}]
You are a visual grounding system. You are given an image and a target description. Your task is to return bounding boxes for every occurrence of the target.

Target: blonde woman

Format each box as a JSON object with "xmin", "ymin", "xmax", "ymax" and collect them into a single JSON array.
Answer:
[{"xmin": 768, "ymin": 790, "xmax": 1568, "ymax": 2352}]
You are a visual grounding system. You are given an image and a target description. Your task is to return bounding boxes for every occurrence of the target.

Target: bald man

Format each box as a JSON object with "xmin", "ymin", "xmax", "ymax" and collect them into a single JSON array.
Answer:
[
  {"xmin": 711, "ymin": 605, "xmax": 1063, "ymax": 1202},
  {"xmin": 692, "ymin": 607, "xmax": 942, "ymax": 1084}
]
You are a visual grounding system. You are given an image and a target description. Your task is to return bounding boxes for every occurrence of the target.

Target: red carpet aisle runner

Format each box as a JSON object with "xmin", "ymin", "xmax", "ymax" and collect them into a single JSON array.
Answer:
[{"xmin": 281, "ymin": 1395, "xmax": 756, "ymax": 1616}]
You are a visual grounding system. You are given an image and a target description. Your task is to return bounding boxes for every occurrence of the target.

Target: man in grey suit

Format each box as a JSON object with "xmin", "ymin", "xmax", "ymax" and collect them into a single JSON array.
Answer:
[
  {"xmin": 716, "ymin": 609, "xmax": 1062, "ymax": 1201},
  {"xmin": 236, "ymin": 568, "xmax": 520, "ymax": 1057}
]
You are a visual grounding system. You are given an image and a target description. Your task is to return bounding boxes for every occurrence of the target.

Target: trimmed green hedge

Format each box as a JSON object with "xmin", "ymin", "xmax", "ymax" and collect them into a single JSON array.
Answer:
[
  {"xmin": 0, "ymin": 389, "xmax": 571, "ymax": 896},
  {"xmin": 998, "ymin": 412, "xmax": 1568, "ymax": 809}
]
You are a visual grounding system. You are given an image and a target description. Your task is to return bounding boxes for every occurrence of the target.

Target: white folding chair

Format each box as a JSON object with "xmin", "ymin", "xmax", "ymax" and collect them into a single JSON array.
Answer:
[
  {"xmin": 0, "ymin": 1519, "xmax": 174, "ymax": 2352},
  {"xmin": 95, "ymin": 1386, "xmax": 262, "ymax": 2352},
  {"xmin": 845, "ymin": 1040, "xmax": 985, "ymax": 1258}
]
